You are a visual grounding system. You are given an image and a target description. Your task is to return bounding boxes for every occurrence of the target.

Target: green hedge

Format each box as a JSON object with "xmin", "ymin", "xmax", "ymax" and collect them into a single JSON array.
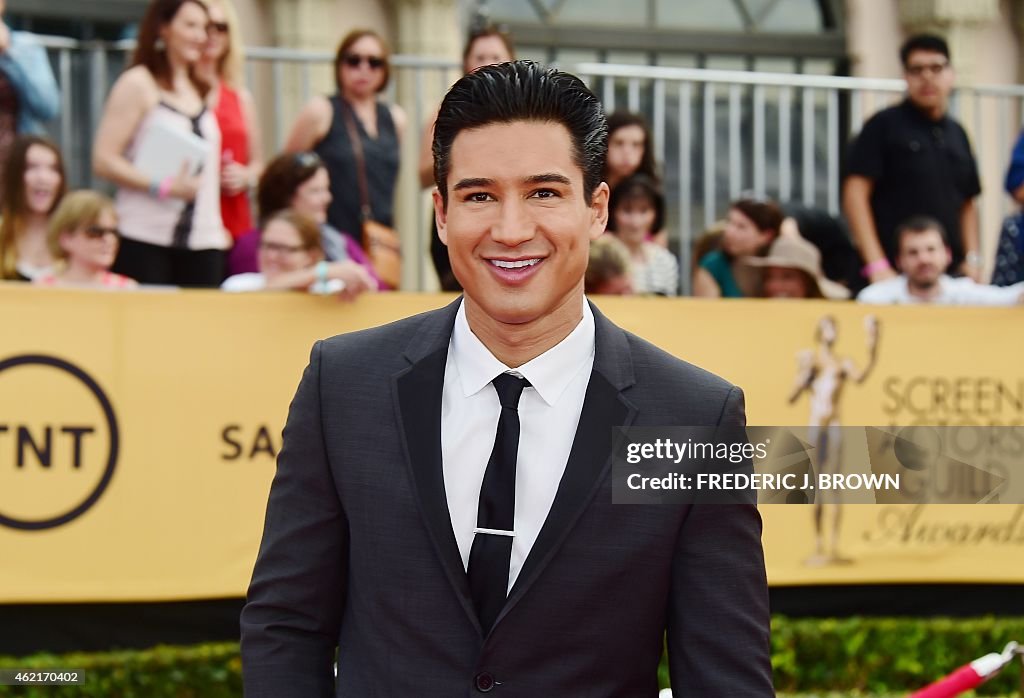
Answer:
[
  {"xmin": 0, "ymin": 643, "xmax": 241, "ymax": 698},
  {"xmin": 768, "ymin": 616, "xmax": 1024, "ymax": 695},
  {"xmin": 1, "ymin": 616, "xmax": 1022, "ymax": 697}
]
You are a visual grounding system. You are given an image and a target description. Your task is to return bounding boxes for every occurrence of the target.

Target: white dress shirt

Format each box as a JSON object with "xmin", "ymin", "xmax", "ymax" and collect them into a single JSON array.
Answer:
[
  {"xmin": 857, "ymin": 275, "xmax": 1024, "ymax": 305},
  {"xmin": 441, "ymin": 300, "xmax": 595, "ymax": 592}
]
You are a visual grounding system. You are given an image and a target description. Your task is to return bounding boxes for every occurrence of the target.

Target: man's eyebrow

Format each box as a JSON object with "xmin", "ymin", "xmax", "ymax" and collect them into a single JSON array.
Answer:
[
  {"xmin": 524, "ymin": 173, "xmax": 571, "ymax": 186},
  {"xmin": 453, "ymin": 178, "xmax": 495, "ymax": 191},
  {"xmin": 452, "ymin": 174, "xmax": 572, "ymax": 190}
]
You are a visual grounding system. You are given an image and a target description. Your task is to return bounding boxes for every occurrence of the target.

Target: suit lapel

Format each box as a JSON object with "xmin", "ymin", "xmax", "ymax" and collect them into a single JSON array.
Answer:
[
  {"xmin": 495, "ymin": 303, "xmax": 638, "ymax": 632},
  {"xmin": 391, "ymin": 298, "xmax": 483, "ymax": 636}
]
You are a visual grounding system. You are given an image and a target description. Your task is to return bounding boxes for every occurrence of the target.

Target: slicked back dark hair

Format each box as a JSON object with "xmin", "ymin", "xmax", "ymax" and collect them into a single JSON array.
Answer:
[
  {"xmin": 900, "ymin": 33, "xmax": 950, "ymax": 67},
  {"xmin": 432, "ymin": 60, "xmax": 607, "ymax": 208}
]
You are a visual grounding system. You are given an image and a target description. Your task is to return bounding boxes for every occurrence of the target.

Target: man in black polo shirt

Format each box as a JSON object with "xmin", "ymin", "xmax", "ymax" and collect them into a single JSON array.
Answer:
[{"xmin": 843, "ymin": 33, "xmax": 981, "ymax": 284}]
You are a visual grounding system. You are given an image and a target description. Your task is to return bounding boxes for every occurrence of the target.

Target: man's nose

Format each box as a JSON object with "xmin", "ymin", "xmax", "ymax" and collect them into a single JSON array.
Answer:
[{"xmin": 491, "ymin": 199, "xmax": 536, "ymax": 246}]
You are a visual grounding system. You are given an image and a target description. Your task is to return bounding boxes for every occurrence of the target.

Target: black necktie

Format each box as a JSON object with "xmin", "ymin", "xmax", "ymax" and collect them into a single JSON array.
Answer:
[{"xmin": 468, "ymin": 372, "xmax": 530, "ymax": 634}]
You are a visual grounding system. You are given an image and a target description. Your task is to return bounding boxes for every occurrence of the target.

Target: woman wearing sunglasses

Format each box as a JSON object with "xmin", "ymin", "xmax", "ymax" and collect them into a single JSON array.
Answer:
[
  {"xmin": 196, "ymin": 0, "xmax": 262, "ymax": 242},
  {"xmin": 283, "ymin": 29, "xmax": 405, "ymax": 254},
  {"xmin": 35, "ymin": 190, "xmax": 138, "ymax": 288}
]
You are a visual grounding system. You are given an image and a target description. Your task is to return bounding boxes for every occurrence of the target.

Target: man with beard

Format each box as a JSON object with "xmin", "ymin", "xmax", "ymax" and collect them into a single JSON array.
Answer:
[{"xmin": 857, "ymin": 217, "xmax": 1024, "ymax": 305}]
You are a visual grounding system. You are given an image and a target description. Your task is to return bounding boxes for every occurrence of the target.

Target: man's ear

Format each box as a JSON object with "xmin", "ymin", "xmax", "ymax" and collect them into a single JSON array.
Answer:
[
  {"xmin": 589, "ymin": 181, "xmax": 610, "ymax": 241},
  {"xmin": 432, "ymin": 188, "xmax": 448, "ymax": 246}
]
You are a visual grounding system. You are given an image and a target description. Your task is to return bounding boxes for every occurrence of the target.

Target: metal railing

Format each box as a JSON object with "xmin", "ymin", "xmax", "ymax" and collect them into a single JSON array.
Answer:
[
  {"xmin": 575, "ymin": 62, "xmax": 1024, "ymax": 291},
  {"xmin": 36, "ymin": 35, "xmax": 1024, "ymax": 292}
]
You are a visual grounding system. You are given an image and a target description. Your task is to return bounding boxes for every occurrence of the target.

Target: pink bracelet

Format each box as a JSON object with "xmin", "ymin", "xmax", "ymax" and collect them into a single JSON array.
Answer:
[
  {"xmin": 157, "ymin": 176, "xmax": 174, "ymax": 200},
  {"xmin": 862, "ymin": 258, "xmax": 892, "ymax": 277}
]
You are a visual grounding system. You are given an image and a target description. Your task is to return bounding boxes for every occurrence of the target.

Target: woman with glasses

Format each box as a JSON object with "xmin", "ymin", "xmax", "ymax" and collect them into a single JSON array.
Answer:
[
  {"xmin": 196, "ymin": 0, "xmax": 261, "ymax": 242},
  {"xmin": 0, "ymin": 135, "xmax": 66, "ymax": 280},
  {"xmin": 225, "ymin": 151, "xmax": 378, "ymax": 284},
  {"xmin": 283, "ymin": 29, "xmax": 405, "ymax": 254},
  {"xmin": 34, "ymin": 190, "xmax": 137, "ymax": 288},
  {"xmin": 221, "ymin": 209, "xmax": 374, "ymax": 298},
  {"xmin": 92, "ymin": 0, "xmax": 229, "ymax": 288}
]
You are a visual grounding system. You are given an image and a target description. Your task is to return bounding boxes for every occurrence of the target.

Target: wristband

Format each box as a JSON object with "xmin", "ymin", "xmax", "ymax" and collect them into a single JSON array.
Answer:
[
  {"xmin": 315, "ymin": 260, "xmax": 328, "ymax": 285},
  {"xmin": 148, "ymin": 179, "xmax": 161, "ymax": 197},
  {"xmin": 861, "ymin": 258, "xmax": 891, "ymax": 277},
  {"xmin": 157, "ymin": 177, "xmax": 174, "ymax": 200},
  {"xmin": 965, "ymin": 251, "xmax": 982, "ymax": 266}
]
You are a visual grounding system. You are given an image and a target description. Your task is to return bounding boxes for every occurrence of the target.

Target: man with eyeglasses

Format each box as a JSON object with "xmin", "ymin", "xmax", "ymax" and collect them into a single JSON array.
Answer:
[{"xmin": 843, "ymin": 33, "xmax": 981, "ymax": 286}]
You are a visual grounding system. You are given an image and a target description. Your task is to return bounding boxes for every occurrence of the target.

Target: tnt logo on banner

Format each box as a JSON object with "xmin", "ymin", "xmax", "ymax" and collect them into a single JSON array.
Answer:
[{"xmin": 0, "ymin": 354, "xmax": 119, "ymax": 531}]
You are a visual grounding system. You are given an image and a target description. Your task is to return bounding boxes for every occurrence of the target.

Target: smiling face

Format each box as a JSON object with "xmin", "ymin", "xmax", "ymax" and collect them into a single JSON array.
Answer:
[
  {"xmin": 763, "ymin": 266, "xmax": 812, "ymax": 299},
  {"xmin": 612, "ymin": 194, "xmax": 656, "ymax": 246},
  {"xmin": 258, "ymin": 218, "xmax": 319, "ymax": 277},
  {"xmin": 289, "ymin": 167, "xmax": 331, "ymax": 225},
  {"xmin": 23, "ymin": 144, "xmax": 63, "ymax": 216},
  {"xmin": 435, "ymin": 120, "xmax": 609, "ymax": 331},
  {"xmin": 161, "ymin": 0, "xmax": 209, "ymax": 65},
  {"xmin": 60, "ymin": 207, "xmax": 120, "ymax": 272}
]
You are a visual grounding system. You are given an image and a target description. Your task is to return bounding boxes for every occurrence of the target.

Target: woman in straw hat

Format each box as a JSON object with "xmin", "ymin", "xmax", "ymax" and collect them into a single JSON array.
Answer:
[{"xmin": 744, "ymin": 234, "xmax": 850, "ymax": 299}]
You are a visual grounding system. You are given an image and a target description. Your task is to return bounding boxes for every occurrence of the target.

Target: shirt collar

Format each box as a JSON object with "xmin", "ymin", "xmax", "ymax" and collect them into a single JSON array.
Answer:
[
  {"xmin": 901, "ymin": 97, "xmax": 948, "ymax": 125},
  {"xmin": 450, "ymin": 299, "xmax": 596, "ymax": 406},
  {"xmin": 899, "ymin": 274, "xmax": 954, "ymax": 300}
]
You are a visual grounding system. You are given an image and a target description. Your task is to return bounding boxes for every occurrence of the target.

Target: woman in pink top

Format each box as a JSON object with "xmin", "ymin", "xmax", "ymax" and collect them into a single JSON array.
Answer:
[
  {"xmin": 93, "ymin": 0, "xmax": 228, "ymax": 287},
  {"xmin": 35, "ymin": 190, "xmax": 137, "ymax": 289}
]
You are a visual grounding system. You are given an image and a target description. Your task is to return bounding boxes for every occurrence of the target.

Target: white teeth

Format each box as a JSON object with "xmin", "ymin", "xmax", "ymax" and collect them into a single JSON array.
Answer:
[{"xmin": 491, "ymin": 259, "xmax": 540, "ymax": 269}]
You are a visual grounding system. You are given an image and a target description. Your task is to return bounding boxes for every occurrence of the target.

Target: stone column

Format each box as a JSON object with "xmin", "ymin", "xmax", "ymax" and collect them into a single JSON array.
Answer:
[
  {"xmin": 897, "ymin": 0, "xmax": 999, "ymax": 84},
  {"xmin": 391, "ymin": 0, "xmax": 462, "ymax": 291}
]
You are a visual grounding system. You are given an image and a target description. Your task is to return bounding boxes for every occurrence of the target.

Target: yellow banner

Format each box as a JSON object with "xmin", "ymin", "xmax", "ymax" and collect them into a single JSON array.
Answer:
[{"xmin": 1, "ymin": 286, "xmax": 1022, "ymax": 602}]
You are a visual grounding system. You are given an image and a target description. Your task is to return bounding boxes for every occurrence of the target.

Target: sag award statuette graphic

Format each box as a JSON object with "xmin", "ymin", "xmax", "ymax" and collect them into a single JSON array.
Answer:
[{"xmin": 788, "ymin": 315, "xmax": 880, "ymax": 566}]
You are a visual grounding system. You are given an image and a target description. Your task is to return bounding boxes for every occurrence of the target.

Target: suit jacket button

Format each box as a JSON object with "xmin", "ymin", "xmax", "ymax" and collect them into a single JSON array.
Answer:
[{"xmin": 475, "ymin": 671, "xmax": 495, "ymax": 692}]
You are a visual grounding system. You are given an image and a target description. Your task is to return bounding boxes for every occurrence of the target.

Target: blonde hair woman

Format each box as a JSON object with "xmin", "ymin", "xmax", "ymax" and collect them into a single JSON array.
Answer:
[
  {"xmin": 196, "ymin": 0, "xmax": 262, "ymax": 241},
  {"xmin": 35, "ymin": 190, "xmax": 138, "ymax": 288}
]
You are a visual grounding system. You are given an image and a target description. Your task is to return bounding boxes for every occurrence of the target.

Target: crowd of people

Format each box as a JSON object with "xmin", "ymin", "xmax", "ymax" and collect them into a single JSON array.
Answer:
[{"xmin": 1, "ymin": 0, "xmax": 1022, "ymax": 307}]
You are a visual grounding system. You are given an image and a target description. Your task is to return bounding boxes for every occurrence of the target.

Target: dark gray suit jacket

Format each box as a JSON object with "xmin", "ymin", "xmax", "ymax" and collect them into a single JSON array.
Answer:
[{"xmin": 241, "ymin": 298, "xmax": 772, "ymax": 697}]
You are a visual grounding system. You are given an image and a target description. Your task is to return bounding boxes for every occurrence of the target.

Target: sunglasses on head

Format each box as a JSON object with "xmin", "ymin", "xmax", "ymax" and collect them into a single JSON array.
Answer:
[
  {"xmin": 294, "ymin": 151, "xmax": 322, "ymax": 170},
  {"xmin": 208, "ymin": 21, "xmax": 230, "ymax": 34},
  {"xmin": 343, "ymin": 53, "xmax": 385, "ymax": 70},
  {"xmin": 83, "ymin": 225, "xmax": 120, "ymax": 239}
]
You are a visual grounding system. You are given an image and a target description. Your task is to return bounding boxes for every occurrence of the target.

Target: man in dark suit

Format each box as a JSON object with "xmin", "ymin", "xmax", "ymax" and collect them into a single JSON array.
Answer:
[{"xmin": 241, "ymin": 61, "xmax": 772, "ymax": 696}]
